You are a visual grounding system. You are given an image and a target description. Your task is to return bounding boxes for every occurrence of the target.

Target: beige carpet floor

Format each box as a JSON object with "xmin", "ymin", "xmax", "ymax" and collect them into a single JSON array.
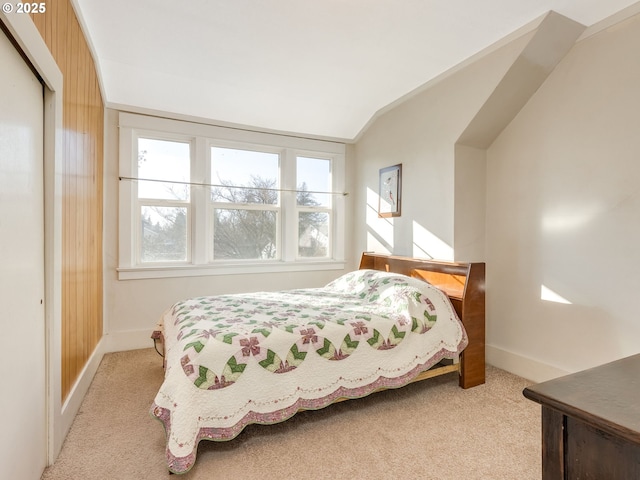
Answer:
[{"xmin": 41, "ymin": 349, "xmax": 541, "ymax": 479}]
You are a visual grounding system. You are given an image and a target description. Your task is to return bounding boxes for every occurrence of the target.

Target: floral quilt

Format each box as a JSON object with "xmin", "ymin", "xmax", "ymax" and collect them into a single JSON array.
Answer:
[{"xmin": 151, "ymin": 269, "xmax": 468, "ymax": 473}]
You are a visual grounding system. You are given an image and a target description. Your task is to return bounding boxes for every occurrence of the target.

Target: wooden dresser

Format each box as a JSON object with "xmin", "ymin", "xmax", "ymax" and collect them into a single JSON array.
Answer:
[{"xmin": 523, "ymin": 354, "xmax": 640, "ymax": 479}]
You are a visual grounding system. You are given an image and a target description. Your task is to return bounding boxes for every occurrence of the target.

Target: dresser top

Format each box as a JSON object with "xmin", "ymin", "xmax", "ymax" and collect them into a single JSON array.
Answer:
[{"xmin": 523, "ymin": 354, "xmax": 640, "ymax": 444}]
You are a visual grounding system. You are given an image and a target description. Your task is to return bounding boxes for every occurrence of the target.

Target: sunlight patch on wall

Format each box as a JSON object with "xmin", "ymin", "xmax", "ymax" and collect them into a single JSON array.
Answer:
[
  {"xmin": 366, "ymin": 232, "xmax": 391, "ymax": 254},
  {"xmin": 412, "ymin": 221, "xmax": 453, "ymax": 261},
  {"xmin": 366, "ymin": 187, "xmax": 394, "ymax": 251},
  {"xmin": 540, "ymin": 285, "xmax": 572, "ymax": 304},
  {"xmin": 542, "ymin": 203, "xmax": 600, "ymax": 233}
]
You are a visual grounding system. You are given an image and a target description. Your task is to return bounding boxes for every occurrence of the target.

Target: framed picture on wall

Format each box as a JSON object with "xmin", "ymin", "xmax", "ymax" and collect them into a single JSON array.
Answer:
[{"xmin": 378, "ymin": 164, "xmax": 402, "ymax": 217}]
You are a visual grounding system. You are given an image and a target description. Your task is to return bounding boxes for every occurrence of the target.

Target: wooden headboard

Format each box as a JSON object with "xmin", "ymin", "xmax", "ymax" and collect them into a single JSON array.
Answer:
[{"xmin": 359, "ymin": 252, "xmax": 486, "ymax": 389}]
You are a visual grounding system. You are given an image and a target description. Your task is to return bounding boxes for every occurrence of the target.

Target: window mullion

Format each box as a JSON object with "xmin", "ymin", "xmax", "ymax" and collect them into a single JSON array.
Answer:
[
  {"xmin": 281, "ymin": 148, "xmax": 296, "ymax": 262},
  {"xmin": 332, "ymin": 154, "xmax": 345, "ymax": 261},
  {"xmin": 192, "ymin": 137, "xmax": 208, "ymax": 265},
  {"xmin": 296, "ymin": 206, "xmax": 332, "ymax": 213},
  {"xmin": 119, "ymin": 126, "xmax": 136, "ymax": 268},
  {"xmin": 210, "ymin": 202, "xmax": 280, "ymax": 211}
]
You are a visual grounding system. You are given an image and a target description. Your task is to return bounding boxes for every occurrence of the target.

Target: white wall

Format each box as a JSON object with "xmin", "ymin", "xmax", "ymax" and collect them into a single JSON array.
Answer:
[
  {"xmin": 103, "ymin": 109, "xmax": 356, "ymax": 351},
  {"xmin": 486, "ymin": 12, "xmax": 640, "ymax": 378},
  {"xmin": 354, "ymin": 9, "xmax": 640, "ymax": 382},
  {"xmin": 454, "ymin": 145, "xmax": 487, "ymax": 261},
  {"xmin": 353, "ymin": 33, "xmax": 531, "ymax": 261}
]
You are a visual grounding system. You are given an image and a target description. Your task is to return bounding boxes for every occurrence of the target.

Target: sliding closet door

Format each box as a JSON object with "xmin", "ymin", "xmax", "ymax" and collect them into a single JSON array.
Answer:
[{"xmin": 0, "ymin": 26, "xmax": 47, "ymax": 479}]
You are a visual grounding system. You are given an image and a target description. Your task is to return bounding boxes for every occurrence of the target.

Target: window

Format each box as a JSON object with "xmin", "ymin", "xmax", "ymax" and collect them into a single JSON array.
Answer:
[
  {"xmin": 210, "ymin": 147, "xmax": 280, "ymax": 261},
  {"xmin": 138, "ymin": 138, "xmax": 190, "ymax": 263},
  {"xmin": 296, "ymin": 156, "xmax": 332, "ymax": 259},
  {"xmin": 118, "ymin": 113, "xmax": 346, "ymax": 279}
]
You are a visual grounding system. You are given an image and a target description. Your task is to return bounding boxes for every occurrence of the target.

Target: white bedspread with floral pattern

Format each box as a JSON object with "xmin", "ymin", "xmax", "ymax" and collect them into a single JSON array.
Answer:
[{"xmin": 151, "ymin": 269, "xmax": 468, "ymax": 473}]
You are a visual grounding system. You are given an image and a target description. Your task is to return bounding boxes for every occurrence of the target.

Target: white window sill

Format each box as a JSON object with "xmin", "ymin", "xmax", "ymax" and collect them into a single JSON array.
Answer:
[{"xmin": 117, "ymin": 260, "xmax": 347, "ymax": 280}]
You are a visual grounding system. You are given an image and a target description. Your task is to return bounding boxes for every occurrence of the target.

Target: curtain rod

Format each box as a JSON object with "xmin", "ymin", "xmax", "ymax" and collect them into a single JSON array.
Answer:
[{"xmin": 118, "ymin": 176, "xmax": 349, "ymax": 196}]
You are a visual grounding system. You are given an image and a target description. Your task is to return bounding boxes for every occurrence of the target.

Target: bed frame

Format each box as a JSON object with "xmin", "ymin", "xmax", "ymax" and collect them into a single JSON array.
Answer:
[
  {"xmin": 358, "ymin": 252, "xmax": 485, "ymax": 389},
  {"xmin": 152, "ymin": 253, "xmax": 486, "ymax": 389}
]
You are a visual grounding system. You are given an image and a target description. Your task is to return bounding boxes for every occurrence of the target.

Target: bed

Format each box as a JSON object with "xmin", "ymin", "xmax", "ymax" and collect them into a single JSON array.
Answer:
[{"xmin": 150, "ymin": 253, "xmax": 485, "ymax": 474}]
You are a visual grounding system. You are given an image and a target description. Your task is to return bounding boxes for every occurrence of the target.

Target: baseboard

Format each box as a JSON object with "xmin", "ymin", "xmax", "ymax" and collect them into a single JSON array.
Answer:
[
  {"xmin": 57, "ymin": 336, "xmax": 107, "ymax": 457},
  {"xmin": 104, "ymin": 328, "xmax": 155, "ymax": 353},
  {"xmin": 486, "ymin": 345, "xmax": 569, "ymax": 383},
  {"xmin": 52, "ymin": 330, "xmax": 154, "ymax": 462}
]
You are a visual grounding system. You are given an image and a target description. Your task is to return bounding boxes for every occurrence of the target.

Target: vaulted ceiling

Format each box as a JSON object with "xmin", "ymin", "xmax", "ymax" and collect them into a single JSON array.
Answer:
[{"xmin": 74, "ymin": 0, "xmax": 639, "ymax": 140}]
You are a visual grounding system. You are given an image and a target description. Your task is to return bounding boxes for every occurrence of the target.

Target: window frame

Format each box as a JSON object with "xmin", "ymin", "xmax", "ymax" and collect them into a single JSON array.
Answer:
[
  {"xmin": 294, "ymin": 153, "xmax": 334, "ymax": 260},
  {"xmin": 135, "ymin": 133, "xmax": 194, "ymax": 265},
  {"xmin": 118, "ymin": 113, "xmax": 346, "ymax": 280}
]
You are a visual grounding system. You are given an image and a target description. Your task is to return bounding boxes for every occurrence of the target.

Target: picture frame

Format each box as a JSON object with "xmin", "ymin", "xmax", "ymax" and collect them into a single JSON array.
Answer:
[{"xmin": 378, "ymin": 164, "xmax": 402, "ymax": 217}]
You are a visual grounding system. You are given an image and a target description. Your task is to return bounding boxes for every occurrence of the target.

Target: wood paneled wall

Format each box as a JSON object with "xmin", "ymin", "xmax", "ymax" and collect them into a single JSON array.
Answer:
[{"xmin": 31, "ymin": 3, "xmax": 104, "ymax": 401}]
